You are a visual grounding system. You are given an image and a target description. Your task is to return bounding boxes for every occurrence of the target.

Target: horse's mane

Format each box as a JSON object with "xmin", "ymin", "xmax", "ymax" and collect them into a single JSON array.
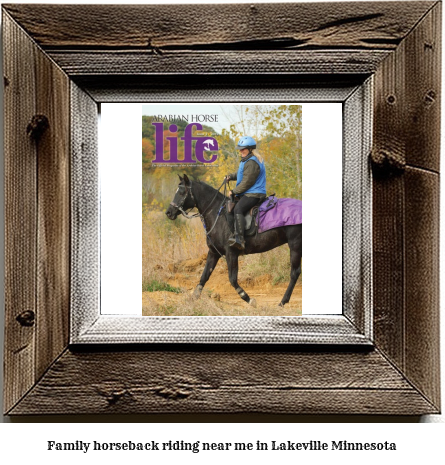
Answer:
[{"xmin": 193, "ymin": 178, "xmax": 227, "ymax": 200}]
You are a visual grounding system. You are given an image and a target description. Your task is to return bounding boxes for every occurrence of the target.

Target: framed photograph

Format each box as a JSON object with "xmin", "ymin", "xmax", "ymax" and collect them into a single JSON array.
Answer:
[
  {"xmin": 3, "ymin": 2, "xmax": 440, "ymax": 415},
  {"xmin": 136, "ymin": 102, "xmax": 334, "ymax": 319}
]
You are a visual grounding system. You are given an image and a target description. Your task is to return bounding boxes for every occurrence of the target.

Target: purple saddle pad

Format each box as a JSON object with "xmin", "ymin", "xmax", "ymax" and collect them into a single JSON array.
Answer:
[{"xmin": 258, "ymin": 197, "xmax": 302, "ymax": 233}]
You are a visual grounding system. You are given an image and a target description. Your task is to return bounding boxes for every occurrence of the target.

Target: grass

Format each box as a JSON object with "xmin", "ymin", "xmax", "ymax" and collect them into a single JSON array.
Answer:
[
  {"xmin": 142, "ymin": 292, "xmax": 228, "ymax": 317},
  {"xmin": 141, "ymin": 291, "xmax": 302, "ymax": 317},
  {"xmin": 142, "ymin": 210, "xmax": 208, "ymax": 285},
  {"xmin": 240, "ymin": 245, "xmax": 293, "ymax": 283},
  {"xmin": 142, "ymin": 279, "xmax": 182, "ymax": 294}
]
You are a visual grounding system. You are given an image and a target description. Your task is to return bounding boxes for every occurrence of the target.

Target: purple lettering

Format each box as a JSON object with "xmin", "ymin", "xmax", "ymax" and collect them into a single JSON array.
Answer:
[
  {"xmin": 181, "ymin": 123, "xmax": 202, "ymax": 163},
  {"xmin": 151, "ymin": 121, "xmax": 218, "ymax": 164},
  {"xmin": 151, "ymin": 122, "xmax": 168, "ymax": 163},
  {"xmin": 166, "ymin": 124, "xmax": 179, "ymax": 162}
]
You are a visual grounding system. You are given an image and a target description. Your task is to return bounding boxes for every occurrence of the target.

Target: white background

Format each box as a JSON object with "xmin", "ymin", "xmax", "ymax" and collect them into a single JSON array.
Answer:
[
  {"xmin": 0, "ymin": 0, "xmax": 444, "ymax": 458},
  {"xmin": 100, "ymin": 103, "xmax": 342, "ymax": 315}
]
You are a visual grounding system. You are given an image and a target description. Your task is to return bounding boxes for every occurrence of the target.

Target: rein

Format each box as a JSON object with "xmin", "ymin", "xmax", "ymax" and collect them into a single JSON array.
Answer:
[
  {"xmin": 170, "ymin": 179, "xmax": 228, "ymax": 256},
  {"xmin": 170, "ymin": 179, "xmax": 226, "ymax": 219}
]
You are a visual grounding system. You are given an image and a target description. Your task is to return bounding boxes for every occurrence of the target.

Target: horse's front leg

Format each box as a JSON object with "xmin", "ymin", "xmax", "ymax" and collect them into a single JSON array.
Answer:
[
  {"xmin": 226, "ymin": 249, "xmax": 256, "ymax": 307},
  {"xmin": 192, "ymin": 249, "xmax": 220, "ymax": 299}
]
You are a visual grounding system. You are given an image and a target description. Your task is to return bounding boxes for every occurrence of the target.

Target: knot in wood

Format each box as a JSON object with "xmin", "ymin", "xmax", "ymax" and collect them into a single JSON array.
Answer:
[
  {"xmin": 16, "ymin": 310, "xmax": 35, "ymax": 327},
  {"xmin": 370, "ymin": 149, "xmax": 405, "ymax": 177},
  {"xmin": 96, "ymin": 386, "xmax": 130, "ymax": 405},
  {"xmin": 105, "ymin": 390, "xmax": 128, "ymax": 405},
  {"xmin": 154, "ymin": 386, "xmax": 191, "ymax": 400},
  {"xmin": 386, "ymin": 95, "xmax": 396, "ymax": 104},
  {"xmin": 27, "ymin": 115, "xmax": 49, "ymax": 140}
]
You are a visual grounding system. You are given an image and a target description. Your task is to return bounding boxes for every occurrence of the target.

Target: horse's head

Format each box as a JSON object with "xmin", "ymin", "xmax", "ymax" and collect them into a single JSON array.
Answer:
[{"xmin": 166, "ymin": 174, "xmax": 196, "ymax": 220}]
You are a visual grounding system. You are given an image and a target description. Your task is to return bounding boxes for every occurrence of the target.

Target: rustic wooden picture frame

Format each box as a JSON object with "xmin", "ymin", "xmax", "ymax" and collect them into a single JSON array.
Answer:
[{"xmin": 3, "ymin": 2, "xmax": 441, "ymax": 415}]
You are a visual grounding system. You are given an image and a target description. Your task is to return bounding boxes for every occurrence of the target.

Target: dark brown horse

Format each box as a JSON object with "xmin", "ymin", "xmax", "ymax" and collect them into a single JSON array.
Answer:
[{"xmin": 166, "ymin": 174, "xmax": 302, "ymax": 307}]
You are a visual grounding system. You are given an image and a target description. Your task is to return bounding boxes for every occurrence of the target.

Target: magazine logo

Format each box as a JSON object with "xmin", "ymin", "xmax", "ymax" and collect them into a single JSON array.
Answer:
[{"xmin": 152, "ymin": 122, "xmax": 218, "ymax": 164}]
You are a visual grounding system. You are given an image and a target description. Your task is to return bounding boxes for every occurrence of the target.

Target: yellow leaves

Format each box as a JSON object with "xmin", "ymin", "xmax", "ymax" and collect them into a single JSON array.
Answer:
[
  {"xmin": 142, "ymin": 105, "xmax": 302, "ymax": 213},
  {"xmin": 142, "ymin": 137, "xmax": 156, "ymax": 171}
]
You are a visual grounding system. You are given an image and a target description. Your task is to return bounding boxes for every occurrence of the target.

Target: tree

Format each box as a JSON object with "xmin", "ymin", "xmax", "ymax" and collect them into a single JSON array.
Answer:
[{"xmin": 207, "ymin": 105, "xmax": 302, "ymax": 199}]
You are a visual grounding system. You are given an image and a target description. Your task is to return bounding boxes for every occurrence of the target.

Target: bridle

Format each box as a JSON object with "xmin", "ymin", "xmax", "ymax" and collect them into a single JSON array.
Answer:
[
  {"xmin": 169, "ymin": 179, "xmax": 229, "ymax": 257},
  {"xmin": 170, "ymin": 179, "xmax": 227, "ymax": 220},
  {"xmin": 169, "ymin": 182, "xmax": 198, "ymax": 219}
]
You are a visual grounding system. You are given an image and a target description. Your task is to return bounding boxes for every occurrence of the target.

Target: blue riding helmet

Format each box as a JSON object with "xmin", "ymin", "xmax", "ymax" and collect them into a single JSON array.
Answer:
[{"xmin": 236, "ymin": 136, "xmax": 256, "ymax": 150}]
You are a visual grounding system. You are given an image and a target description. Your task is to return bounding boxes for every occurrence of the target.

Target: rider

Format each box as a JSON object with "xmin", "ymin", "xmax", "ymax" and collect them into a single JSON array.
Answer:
[{"xmin": 225, "ymin": 136, "xmax": 267, "ymax": 250}]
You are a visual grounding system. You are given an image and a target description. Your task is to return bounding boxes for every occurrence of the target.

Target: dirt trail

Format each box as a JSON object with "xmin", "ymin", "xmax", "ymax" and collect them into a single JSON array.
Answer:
[{"xmin": 143, "ymin": 254, "xmax": 302, "ymax": 316}]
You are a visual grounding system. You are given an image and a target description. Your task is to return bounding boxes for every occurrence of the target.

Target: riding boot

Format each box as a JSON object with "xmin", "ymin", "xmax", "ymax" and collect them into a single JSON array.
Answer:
[
  {"xmin": 229, "ymin": 214, "xmax": 246, "ymax": 250},
  {"xmin": 226, "ymin": 211, "xmax": 235, "ymax": 233}
]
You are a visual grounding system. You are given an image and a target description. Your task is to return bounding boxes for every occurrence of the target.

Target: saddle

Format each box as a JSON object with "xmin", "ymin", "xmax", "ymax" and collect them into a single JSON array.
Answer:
[
  {"xmin": 244, "ymin": 206, "xmax": 260, "ymax": 236},
  {"xmin": 225, "ymin": 205, "xmax": 260, "ymax": 236},
  {"xmin": 226, "ymin": 199, "xmax": 268, "ymax": 237}
]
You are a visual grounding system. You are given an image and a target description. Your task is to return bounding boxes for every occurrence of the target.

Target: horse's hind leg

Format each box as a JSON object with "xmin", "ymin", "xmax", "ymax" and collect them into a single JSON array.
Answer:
[
  {"xmin": 193, "ymin": 249, "xmax": 220, "ymax": 299},
  {"xmin": 280, "ymin": 245, "xmax": 302, "ymax": 307},
  {"xmin": 226, "ymin": 250, "xmax": 256, "ymax": 307}
]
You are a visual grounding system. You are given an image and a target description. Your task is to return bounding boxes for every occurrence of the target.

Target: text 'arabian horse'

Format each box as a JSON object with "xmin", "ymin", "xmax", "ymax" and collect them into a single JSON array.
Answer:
[{"xmin": 166, "ymin": 174, "xmax": 302, "ymax": 307}]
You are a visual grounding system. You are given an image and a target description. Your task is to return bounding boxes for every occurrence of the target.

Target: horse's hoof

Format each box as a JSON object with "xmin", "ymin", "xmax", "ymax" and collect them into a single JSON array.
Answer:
[
  {"xmin": 278, "ymin": 302, "xmax": 285, "ymax": 308},
  {"xmin": 192, "ymin": 285, "xmax": 203, "ymax": 300},
  {"xmin": 249, "ymin": 298, "xmax": 257, "ymax": 308}
]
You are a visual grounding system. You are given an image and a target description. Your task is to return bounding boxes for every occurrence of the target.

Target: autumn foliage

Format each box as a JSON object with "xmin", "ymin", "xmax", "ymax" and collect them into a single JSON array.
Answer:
[{"xmin": 142, "ymin": 105, "xmax": 302, "ymax": 212}]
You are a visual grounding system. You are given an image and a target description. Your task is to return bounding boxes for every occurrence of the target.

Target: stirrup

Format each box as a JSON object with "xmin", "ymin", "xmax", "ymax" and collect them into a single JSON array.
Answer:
[{"xmin": 229, "ymin": 235, "xmax": 245, "ymax": 250}]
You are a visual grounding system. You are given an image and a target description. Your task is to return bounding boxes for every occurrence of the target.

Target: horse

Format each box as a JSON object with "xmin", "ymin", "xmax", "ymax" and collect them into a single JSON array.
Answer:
[{"xmin": 165, "ymin": 174, "xmax": 302, "ymax": 307}]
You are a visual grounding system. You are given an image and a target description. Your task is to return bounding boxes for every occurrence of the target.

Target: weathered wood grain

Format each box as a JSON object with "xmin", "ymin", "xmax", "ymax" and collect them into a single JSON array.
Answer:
[
  {"xmin": 3, "ymin": 2, "xmax": 435, "ymax": 50},
  {"xmin": 404, "ymin": 2, "xmax": 441, "ymax": 172},
  {"xmin": 35, "ymin": 45, "xmax": 71, "ymax": 380},
  {"xmin": 47, "ymin": 50, "xmax": 391, "ymax": 76},
  {"xmin": 3, "ymin": 11, "xmax": 71, "ymax": 412},
  {"xmin": 3, "ymin": 12, "xmax": 37, "ymax": 414},
  {"xmin": 404, "ymin": 167, "xmax": 440, "ymax": 409},
  {"xmin": 371, "ymin": 1, "xmax": 440, "ymax": 173},
  {"xmin": 372, "ymin": 175, "xmax": 405, "ymax": 368},
  {"xmin": 371, "ymin": 3, "xmax": 441, "ymax": 411},
  {"xmin": 9, "ymin": 349, "xmax": 438, "ymax": 415},
  {"xmin": 372, "ymin": 43, "xmax": 406, "ymax": 369}
]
